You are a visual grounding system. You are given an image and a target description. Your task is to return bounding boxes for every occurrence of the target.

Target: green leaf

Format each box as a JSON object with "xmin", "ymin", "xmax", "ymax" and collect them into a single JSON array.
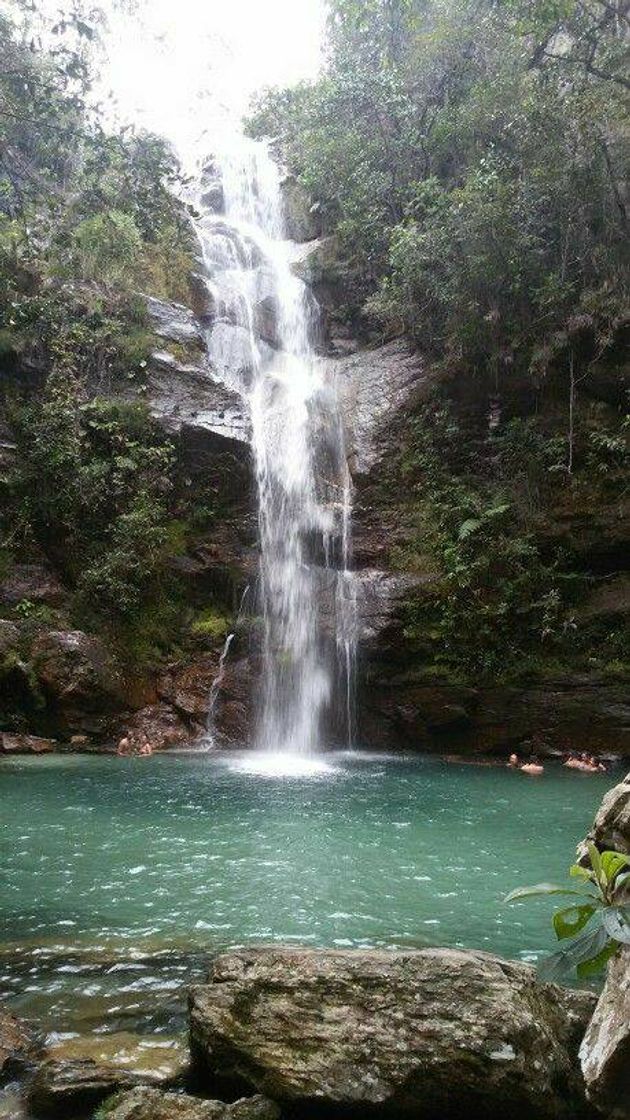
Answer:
[
  {"xmin": 458, "ymin": 518, "xmax": 481, "ymax": 540},
  {"xmin": 602, "ymin": 907, "xmax": 630, "ymax": 946},
  {"xmin": 601, "ymin": 851, "xmax": 630, "ymax": 884},
  {"xmin": 504, "ymin": 883, "xmax": 594, "ymax": 904},
  {"xmin": 538, "ymin": 921, "xmax": 610, "ymax": 982},
  {"xmin": 577, "ymin": 941, "xmax": 619, "ymax": 978},
  {"xmin": 569, "ymin": 863, "xmax": 593, "ymax": 881},
  {"xmin": 587, "ymin": 843, "xmax": 604, "ymax": 887},
  {"xmin": 553, "ymin": 904, "xmax": 596, "ymax": 941},
  {"xmin": 614, "ymin": 870, "xmax": 630, "ymax": 897}
]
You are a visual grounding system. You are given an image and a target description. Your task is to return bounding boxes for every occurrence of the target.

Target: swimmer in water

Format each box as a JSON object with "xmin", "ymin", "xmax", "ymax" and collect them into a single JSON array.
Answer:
[{"xmin": 521, "ymin": 759, "xmax": 544, "ymax": 775}]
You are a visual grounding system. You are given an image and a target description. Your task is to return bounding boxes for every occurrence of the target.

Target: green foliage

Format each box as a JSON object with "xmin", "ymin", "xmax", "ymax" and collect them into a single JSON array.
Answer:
[
  {"xmin": 393, "ymin": 399, "xmax": 571, "ymax": 676},
  {"xmin": 69, "ymin": 210, "xmax": 143, "ymax": 286},
  {"xmin": 506, "ymin": 843, "xmax": 630, "ymax": 979},
  {"xmin": 190, "ymin": 608, "xmax": 231, "ymax": 642},
  {"xmin": 7, "ymin": 388, "xmax": 179, "ymax": 622},
  {"xmin": 248, "ymin": 0, "xmax": 629, "ymax": 368},
  {"xmin": 0, "ymin": 4, "xmax": 195, "ymax": 300}
]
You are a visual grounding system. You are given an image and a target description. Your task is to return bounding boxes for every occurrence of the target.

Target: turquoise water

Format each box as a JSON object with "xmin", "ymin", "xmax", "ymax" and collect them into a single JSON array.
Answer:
[{"xmin": 0, "ymin": 751, "xmax": 612, "ymax": 1036}]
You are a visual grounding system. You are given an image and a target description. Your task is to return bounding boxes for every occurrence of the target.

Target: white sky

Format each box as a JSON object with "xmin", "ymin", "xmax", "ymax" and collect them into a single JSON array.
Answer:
[{"xmin": 97, "ymin": 0, "xmax": 325, "ymax": 160}]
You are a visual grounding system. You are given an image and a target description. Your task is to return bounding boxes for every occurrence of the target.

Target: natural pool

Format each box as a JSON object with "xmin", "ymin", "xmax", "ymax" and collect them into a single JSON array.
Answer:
[{"xmin": 0, "ymin": 751, "xmax": 612, "ymax": 1040}]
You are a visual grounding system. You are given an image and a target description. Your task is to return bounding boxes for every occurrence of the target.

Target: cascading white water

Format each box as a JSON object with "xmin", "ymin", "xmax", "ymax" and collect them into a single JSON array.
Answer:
[{"xmin": 193, "ymin": 135, "xmax": 356, "ymax": 756}]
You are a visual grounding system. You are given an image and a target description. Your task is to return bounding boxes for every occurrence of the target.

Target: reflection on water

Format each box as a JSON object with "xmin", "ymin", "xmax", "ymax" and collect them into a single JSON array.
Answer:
[{"xmin": 0, "ymin": 752, "xmax": 611, "ymax": 1038}]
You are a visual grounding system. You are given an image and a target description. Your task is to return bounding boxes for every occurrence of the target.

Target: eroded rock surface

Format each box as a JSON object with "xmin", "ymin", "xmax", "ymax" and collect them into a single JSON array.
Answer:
[
  {"xmin": 585, "ymin": 770, "xmax": 630, "ymax": 852},
  {"xmin": 30, "ymin": 630, "xmax": 120, "ymax": 734},
  {"xmin": 0, "ymin": 732, "xmax": 55, "ymax": 754},
  {"xmin": 334, "ymin": 340, "xmax": 430, "ymax": 476},
  {"xmin": 189, "ymin": 946, "xmax": 594, "ymax": 1119},
  {"xmin": 118, "ymin": 704, "xmax": 194, "ymax": 753},
  {"xmin": 0, "ymin": 564, "xmax": 65, "ymax": 609},
  {"xmin": 580, "ymin": 775, "xmax": 630, "ymax": 1117},
  {"xmin": 96, "ymin": 1088, "xmax": 279, "ymax": 1120},
  {"xmin": 580, "ymin": 947, "xmax": 630, "ymax": 1119},
  {"xmin": 27, "ymin": 1059, "xmax": 146, "ymax": 1118}
]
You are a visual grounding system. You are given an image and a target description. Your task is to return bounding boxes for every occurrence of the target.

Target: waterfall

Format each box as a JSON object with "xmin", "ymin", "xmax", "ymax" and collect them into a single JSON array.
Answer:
[
  {"xmin": 205, "ymin": 632, "xmax": 235, "ymax": 748},
  {"xmin": 194, "ymin": 135, "xmax": 356, "ymax": 756}
]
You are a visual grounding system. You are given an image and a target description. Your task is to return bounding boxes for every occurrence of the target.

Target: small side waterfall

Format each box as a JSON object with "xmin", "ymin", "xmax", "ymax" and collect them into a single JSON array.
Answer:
[
  {"xmin": 194, "ymin": 135, "xmax": 356, "ymax": 756},
  {"xmin": 205, "ymin": 632, "xmax": 235, "ymax": 747}
]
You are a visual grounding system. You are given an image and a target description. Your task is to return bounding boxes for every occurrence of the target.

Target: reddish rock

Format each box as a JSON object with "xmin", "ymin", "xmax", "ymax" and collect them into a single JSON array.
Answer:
[
  {"xmin": 213, "ymin": 657, "xmax": 254, "ymax": 743},
  {"xmin": 30, "ymin": 630, "xmax": 120, "ymax": 733},
  {"xmin": 158, "ymin": 658, "xmax": 217, "ymax": 722},
  {"xmin": 0, "ymin": 563, "xmax": 65, "ymax": 608},
  {"xmin": 158, "ymin": 654, "xmax": 253, "ymax": 745},
  {"xmin": 119, "ymin": 704, "xmax": 193, "ymax": 753}
]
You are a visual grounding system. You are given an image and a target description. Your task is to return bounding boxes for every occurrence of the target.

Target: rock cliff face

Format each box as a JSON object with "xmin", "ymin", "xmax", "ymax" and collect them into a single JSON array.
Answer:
[
  {"xmin": 3, "ymin": 223, "xmax": 629, "ymax": 755},
  {"xmin": 189, "ymin": 946, "xmax": 594, "ymax": 1120}
]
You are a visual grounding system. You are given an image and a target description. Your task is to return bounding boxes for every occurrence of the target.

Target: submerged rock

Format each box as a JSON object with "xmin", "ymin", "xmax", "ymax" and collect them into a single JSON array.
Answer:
[
  {"xmin": 27, "ymin": 1059, "xmax": 146, "ymax": 1118},
  {"xmin": 96, "ymin": 1087, "xmax": 279, "ymax": 1120},
  {"xmin": 189, "ymin": 946, "xmax": 594, "ymax": 1119},
  {"xmin": 0, "ymin": 1005, "xmax": 39, "ymax": 1081}
]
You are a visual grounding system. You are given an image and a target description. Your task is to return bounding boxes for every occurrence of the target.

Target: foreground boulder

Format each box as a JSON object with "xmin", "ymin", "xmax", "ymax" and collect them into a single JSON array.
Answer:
[
  {"xmin": 27, "ymin": 1058, "xmax": 147, "ymax": 1117},
  {"xmin": 580, "ymin": 947, "xmax": 630, "ymax": 1119},
  {"xmin": 189, "ymin": 947, "xmax": 594, "ymax": 1119},
  {"xmin": 95, "ymin": 1087, "xmax": 279, "ymax": 1120}
]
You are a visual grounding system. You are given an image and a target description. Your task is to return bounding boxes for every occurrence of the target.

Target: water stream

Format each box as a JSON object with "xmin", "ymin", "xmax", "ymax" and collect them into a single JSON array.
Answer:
[{"xmin": 194, "ymin": 136, "xmax": 356, "ymax": 757}]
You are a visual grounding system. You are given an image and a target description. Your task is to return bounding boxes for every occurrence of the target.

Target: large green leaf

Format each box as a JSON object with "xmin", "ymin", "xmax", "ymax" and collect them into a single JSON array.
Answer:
[
  {"xmin": 504, "ymin": 883, "xmax": 594, "ymax": 904},
  {"xmin": 587, "ymin": 843, "xmax": 605, "ymax": 889},
  {"xmin": 601, "ymin": 851, "xmax": 630, "ymax": 884},
  {"xmin": 602, "ymin": 906, "xmax": 630, "ymax": 946},
  {"xmin": 552, "ymin": 903, "xmax": 596, "ymax": 941}
]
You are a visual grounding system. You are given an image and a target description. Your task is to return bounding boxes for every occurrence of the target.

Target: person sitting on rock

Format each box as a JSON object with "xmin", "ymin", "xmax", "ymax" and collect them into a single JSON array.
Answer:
[{"xmin": 117, "ymin": 736, "xmax": 131, "ymax": 756}]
